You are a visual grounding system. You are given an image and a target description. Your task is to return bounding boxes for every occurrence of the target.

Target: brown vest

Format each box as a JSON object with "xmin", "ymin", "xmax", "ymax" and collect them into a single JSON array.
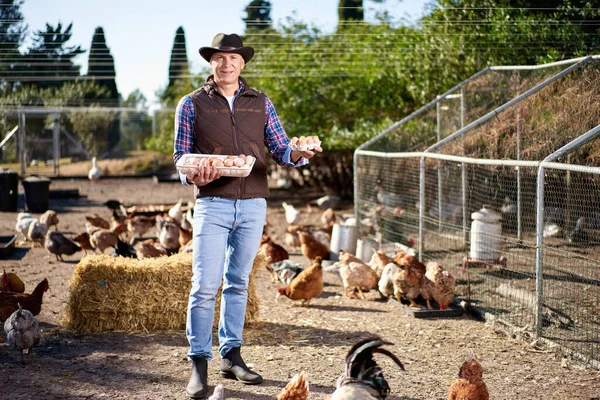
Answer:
[{"xmin": 189, "ymin": 76, "xmax": 270, "ymax": 199}]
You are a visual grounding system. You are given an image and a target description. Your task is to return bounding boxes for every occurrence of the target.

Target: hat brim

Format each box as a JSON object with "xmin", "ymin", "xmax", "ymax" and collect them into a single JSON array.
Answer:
[{"xmin": 199, "ymin": 46, "xmax": 254, "ymax": 63}]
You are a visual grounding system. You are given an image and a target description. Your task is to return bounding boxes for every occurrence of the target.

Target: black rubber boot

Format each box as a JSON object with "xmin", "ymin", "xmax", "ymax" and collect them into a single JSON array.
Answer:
[
  {"xmin": 220, "ymin": 347, "xmax": 263, "ymax": 384},
  {"xmin": 186, "ymin": 356, "xmax": 208, "ymax": 399}
]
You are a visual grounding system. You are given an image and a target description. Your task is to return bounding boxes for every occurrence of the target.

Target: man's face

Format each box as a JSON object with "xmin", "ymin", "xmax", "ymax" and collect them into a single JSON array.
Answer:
[{"xmin": 210, "ymin": 52, "xmax": 245, "ymax": 86}]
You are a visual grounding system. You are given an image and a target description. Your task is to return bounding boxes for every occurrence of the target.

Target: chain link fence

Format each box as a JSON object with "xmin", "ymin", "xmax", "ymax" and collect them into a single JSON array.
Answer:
[{"xmin": 355, "ymin": 56, "xmax": 600, "ymax": 368}]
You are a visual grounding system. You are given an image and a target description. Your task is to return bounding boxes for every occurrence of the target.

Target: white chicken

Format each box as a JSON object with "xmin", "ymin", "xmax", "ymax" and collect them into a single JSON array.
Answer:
[
  {"xmin": 15, "ymin": 213, "xmax": 35, "ymax": 241},
  {"xmin": 39, "ymin": 210, "xmax": 59, "ymax": 231},
  {"xmin": 88, "ymin": 157, "xmax": 101, "ymax": 182},
  {"xmin": 282, "ymin": 202, "xmax": 300, "ymax": 225},
  {"xmin": 378, "ymin": 262, "xmax": 399, "ymax": 298},
  {"xmin": 168, "ymin": 199, "xmax": 184, "ymax": 223},
  {"xmin": 27, "ymin": 220, "xmax": 47, "ymax": 247},
  {"xmin": 4, "ymin": 304, "xmax": 43, "ymax": 363}
]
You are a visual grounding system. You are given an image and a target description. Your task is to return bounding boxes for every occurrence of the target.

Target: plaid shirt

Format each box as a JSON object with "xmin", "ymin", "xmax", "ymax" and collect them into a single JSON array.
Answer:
[{"xmin": 173, "ymin": 81, "xmax": 307, "ymax": 185}]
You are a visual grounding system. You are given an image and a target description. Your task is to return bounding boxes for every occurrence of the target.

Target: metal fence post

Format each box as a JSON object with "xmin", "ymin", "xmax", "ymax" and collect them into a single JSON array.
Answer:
[
  {"xmin": 53, "ymin": 113, "xmax": 60, "ymax": 175},
  {"xmin": 18, "ymin": 110, "xmax": 26, "ymax": 176},
  {"xmin": 535, "ymin": 166, "xmax": 545, "ymax": 338},
  {"xmin": 419, "ymin": 156, "xmax": 425, "ymax": 262}
]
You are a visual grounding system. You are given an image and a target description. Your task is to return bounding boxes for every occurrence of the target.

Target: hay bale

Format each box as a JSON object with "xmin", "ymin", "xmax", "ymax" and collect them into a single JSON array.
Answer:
[{"xmin": 64, "ymin": 251, "xmax": 267, "ymax": 334}]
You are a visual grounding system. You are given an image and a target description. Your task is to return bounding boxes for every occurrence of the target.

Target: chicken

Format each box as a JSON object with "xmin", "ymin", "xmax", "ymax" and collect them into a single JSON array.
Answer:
[
  {"xmin": 321, "ymin": 207, "xmax": 337, "ymax": 234},
  {"xmin": 392, "ymin": 254, "xmax": 425, "ymax": 308},
  {"xmin": 207, "ymin": 384, "xmax": 224, "ymax": 400},
  {"xmin": 1, "ymin": 270, "xmax": 25, "ymax": 293},
  {"xmin": 27, "ymin": 220, "xmax": 47, "ymax": 247},
  {"xmin": 126, "ymin": 215, "xmax": 157, "ymax": 243},
  {"xmin": 0, "ymin": 278, "xmax": 49, "ymax": 322},
  {"xmin": 157, "ymin": 216, "xmax": 180, "ymax": 251},
  {"xmin": 89, "ymin": 225, "xmax": 123, "ymax": 254},
  {"xmin": 329, "ymin": 336, "xmax": 404, "ymax": 400},
  {"xmin": 277, "ymin": 371, "xmax": 309, "ymax": 400},
  {"xmin": 15, "ymin": 212, "xmax": 35, "ymax": 241},
  {"xmin": 88, "ymin": 156, "xmax": 100, "ymax": 182},
  {"xmin": 282, "ymin": 202, "xmax": 300, "ymax": 225},
  {"xmin": 378, "ymin": 262, "xmax": 399, "ymax": 298},
  {"xmin": 260, "ymin": 234, "xmax": 290, "ymax": 282},
  {"xmin": 39, "ymin": 210, "xmax": 59, "ymax": 231},
  {"xmin": 134, "ymin": 239, "xmax": 167, "ymax": 259},
  {"xmin": 368, "ymin": 250, "xmax": 395, "ymax": 279},
  {"xmin": 338, "ymin": 250, "xmax": 379, "ymax": 299},
  {"xmin": 284, "ymin": 224, "xmax": 304, "ymax": 248},
  {"xmin": 4, "ymin": 304, "xmax": 43, "ymax": 363},
  {"xmin": 72, "ymin": 231, "xmax": 95, "ymax": 254},
  {"xmin": 420, "ymin": 261, "xmax": 456, "ymax": 310},
  {"xmin": 448, "ymin": 350, "xmax": 489, "ymax": 400},
  {"xmin": 277, "ymin": 256, "xmax": 324, "ymax": 306},
  {"xmin": 86, "ymin": 213, "xmax": 111, "ymax": 230},
  {"xmin": 44, "ymin": 231, "xmax": 82, "ymax": 261},
  {"xmin": 298, "ymin": 231, "xmax": 330, "ymax": 262},
  {"xmin": 168, "ymin": 199, "xmax": 184, "ymax": 223}
]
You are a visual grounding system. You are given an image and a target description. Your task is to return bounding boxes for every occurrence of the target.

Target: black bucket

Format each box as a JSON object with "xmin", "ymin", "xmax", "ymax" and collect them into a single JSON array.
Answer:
[
  {"xmin": 0, "ymin": 170, "xmax": 19, "ymax": 212},
  {"xmin": 22, "ymin": 176, "xmax": 51, "ymax": 213}
]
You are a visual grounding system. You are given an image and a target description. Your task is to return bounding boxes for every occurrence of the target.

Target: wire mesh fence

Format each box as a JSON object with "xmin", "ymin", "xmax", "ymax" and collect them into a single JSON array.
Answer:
[{"xmin": 355, "ymin": 56, "xmax": 600, "ymax": 368}]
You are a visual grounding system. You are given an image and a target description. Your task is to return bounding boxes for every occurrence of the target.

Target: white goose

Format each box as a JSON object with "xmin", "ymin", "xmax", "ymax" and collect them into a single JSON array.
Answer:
[{"xmin": 88, "ymin": 157, "xmax": 101, "ymax": 182}]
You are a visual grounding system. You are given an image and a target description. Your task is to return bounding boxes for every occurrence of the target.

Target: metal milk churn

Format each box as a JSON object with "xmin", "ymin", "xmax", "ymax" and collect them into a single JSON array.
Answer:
[{"xmin": 469, "ymin": 205, "xmax": 502, "ymax": 260}]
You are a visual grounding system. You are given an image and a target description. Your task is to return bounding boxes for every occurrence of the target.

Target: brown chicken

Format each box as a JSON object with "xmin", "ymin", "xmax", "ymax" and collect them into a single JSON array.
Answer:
[
  {"xmin": 321, "ymin": 207, "xmax": 337, "ymax": 234},
  {"xmin": 298, "ymin": 231, "xmax": 330, "ymax": 262},
  {"xmin": 39, "ymin": 210, "xmax": 59, "ymax": 231},
  {"xmin": 72, "ymin": 232, "xmax": 95, "ymax": 254},
  {"xmin": 284, "ymin": 224, "xmax": 304, "ymax": 248},
  {"xmin": 448, "ymin": 351, "xmax": 489, "ymax": 400},
  {"xmin": 85, "ymin": 213, "xmax": 111, "ymax": 230},
  {"xmin": 420, "ymin": 261, "xmax": 456, "ymax": 310},
  {"xmin": 392, "ymin": 254, "xmax": 425, "ymax": 307},
  {"xmin": 126, "ymin": 215, "xmax": 157, "ymax": 243},
  {"xmin": 368, "ymin": 250, "xmax": 395, "ymax": 279},
  {"xmin": 1, "ymin": 270, "xmax": 25, "ymax": 293},
  {"xmin": 89, "ymin": 224, "xmax": 123, "ymax": 254},
  {"xmin": 0, "ymin": 278, "xmax": 49, "ymax": 322},
  {"xmin": 338, "ymin": 250, "xmax": 379, "ymax": 299},
  {"xmin": 45, "ymin": 231, "xmax": 82, "ymax": 261},
  {"xmin": 277, "ymin": 256, "xmax": 324, "ymax": 306},
  {"xmin": 134, "ymin": 239, "xmax": 167, "ymax": 259},
  {"xmin": 277, "ymin": 371, "xmax": 309, "ymax": 400},
  {"xmin": 260, "ymin": 234, "xmax": 290, "ymax": 282}
]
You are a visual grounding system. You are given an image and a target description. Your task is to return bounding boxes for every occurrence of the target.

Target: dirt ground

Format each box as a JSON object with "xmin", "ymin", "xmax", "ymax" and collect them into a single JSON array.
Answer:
[{"xmin": 1, "ymin": 177, "xmax": 599, "ymax": 400}]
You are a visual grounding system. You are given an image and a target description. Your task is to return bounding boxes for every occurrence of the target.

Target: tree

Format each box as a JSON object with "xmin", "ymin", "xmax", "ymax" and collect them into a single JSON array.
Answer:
[
  {"xmin": 167, "ymin": 27, "xmax": 189, "ymax": 90},
  {"xmin": 0, "ymin": 0, "xmax": 27, "ymax": 91},
  {"xmin": 87, "ymin": 27, "xmax": 119, "ymax": 105},
  {"xmin": 22, "ymin": 22, "xmax": 84, "ymax": 89},
  {"xmin": 243, "ymin": 0, "xmax": 272, "ymax": 31},
  {"xmin": 338, "ymin": 0, "xmax": 364, "ymax": 25}
]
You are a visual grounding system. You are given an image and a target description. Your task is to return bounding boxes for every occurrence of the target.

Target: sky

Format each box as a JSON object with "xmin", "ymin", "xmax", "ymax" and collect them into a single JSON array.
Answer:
[{"xmin": 20, "ymin": 0, "xmax": 430, "ymax": 108}]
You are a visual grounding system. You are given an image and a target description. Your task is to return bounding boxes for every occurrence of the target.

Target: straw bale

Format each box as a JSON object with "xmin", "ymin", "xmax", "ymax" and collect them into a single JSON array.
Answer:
[{"xmin": 64, "ymin": 251, "xmax": 268, "ymax": 334}]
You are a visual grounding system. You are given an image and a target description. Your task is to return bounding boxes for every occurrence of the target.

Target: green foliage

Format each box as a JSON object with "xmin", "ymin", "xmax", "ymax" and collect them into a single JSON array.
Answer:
[
  {"xmin": 0, "ymin": 0, "xmax": 27, "ymax": 90},
  {"xmin": 21, "ymin": 22, "xmax": 84, "ymax": 89},
  {"xmin": 87, "ymin": 27, "xmax": 119, "ymax": 104}
]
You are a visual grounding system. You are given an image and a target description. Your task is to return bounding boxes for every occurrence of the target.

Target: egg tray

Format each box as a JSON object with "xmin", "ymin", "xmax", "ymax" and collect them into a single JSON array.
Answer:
[
  {"xmin": 290, "ymin": 141, "xmax": 321, "ymax": 152},
  {"xmin": 176, "ymin": 154, "xmax": 255, "ymax": 178}
]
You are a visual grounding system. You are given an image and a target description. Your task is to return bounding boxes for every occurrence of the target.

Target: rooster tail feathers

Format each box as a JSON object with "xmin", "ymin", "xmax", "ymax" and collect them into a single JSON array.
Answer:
[{"xmin": 344, "ymin": 335, "xmax": 405, "ymax": 379}]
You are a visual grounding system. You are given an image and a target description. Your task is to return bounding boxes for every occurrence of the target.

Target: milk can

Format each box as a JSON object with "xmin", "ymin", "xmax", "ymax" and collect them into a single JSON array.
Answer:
[
  {"xmin": 470, "ymin": 205, "xmax": 502, "ymax": 260},
  {"xmin": 330, "ymin": 222, "xmax": 358, "ymax": 255}
]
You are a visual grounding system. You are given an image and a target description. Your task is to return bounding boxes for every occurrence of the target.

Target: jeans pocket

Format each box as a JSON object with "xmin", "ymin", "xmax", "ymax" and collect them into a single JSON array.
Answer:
[{"xmin": 253, "ymin": 197, "xmax": 267, "ymax": 207}]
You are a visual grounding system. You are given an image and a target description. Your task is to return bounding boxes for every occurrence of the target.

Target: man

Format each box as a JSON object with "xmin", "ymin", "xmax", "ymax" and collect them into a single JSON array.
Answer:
[{"xmin": 173, "ymin": 33, "xmax": 322, "ymax": 399}]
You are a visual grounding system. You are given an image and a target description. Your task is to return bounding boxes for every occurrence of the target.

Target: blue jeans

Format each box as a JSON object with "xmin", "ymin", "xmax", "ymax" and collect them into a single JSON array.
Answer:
[{"xmin": 186, "ymin": 196, "xmax": 267, "ymax": 360}]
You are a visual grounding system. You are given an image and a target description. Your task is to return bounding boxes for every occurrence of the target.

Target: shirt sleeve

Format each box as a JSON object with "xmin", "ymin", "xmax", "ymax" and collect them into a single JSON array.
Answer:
[
  {"xmin": 263, "ymin": 95, "xmax": 308, "ymax": 167},
  {"xmin": 173, "ymin": 95, "xmax": 195, "ymax": 186}
]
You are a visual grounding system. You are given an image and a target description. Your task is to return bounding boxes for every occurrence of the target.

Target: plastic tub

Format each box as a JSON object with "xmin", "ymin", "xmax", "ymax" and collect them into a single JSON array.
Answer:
[
  {"xmin": 0, "ymin": 170, "xmax": 19, "ymax": 211},
  {"xmin": 22, "ymin": 176, "xmax": 51, "ymax": 213}
]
